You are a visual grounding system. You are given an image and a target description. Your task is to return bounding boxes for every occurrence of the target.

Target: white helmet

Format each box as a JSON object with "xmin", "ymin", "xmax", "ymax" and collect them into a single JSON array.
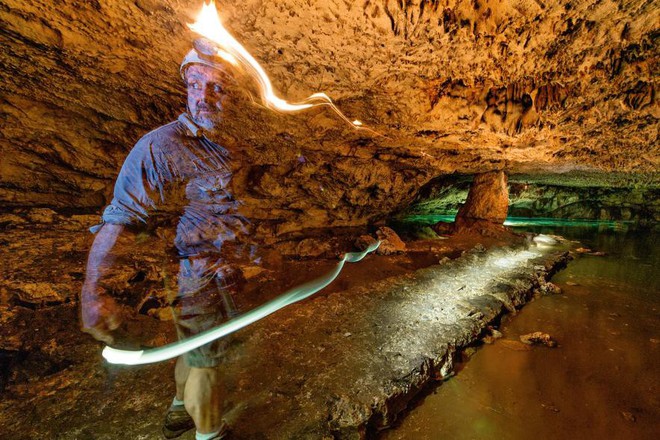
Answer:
[{"xmin": 180, "ymin": 38, "xmax": 229, "ymax": 80}]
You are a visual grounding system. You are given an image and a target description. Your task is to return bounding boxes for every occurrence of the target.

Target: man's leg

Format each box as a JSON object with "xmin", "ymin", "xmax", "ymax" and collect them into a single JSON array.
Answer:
[
  {"xmin": 162, "ymin": 357, "xmax": 195, "ymax": 439},
  {"xmin": 175, "ymin": 356, "xmax": 190, "ymax": 400},
  {"xmin": 184, "ymin": 366, "xmax": 224, "ymax": 434}
]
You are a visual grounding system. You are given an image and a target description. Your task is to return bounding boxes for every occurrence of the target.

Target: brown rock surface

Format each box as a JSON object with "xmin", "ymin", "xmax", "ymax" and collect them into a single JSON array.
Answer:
[
  {"xmin": 1, "ymin": 0, "xmax": 658, "ymax": 231},
  {"xmin": 520, "ymin": 331, "xmax": 558, "ymax": 347},
  {"xmin": 456, "ymin": 171, "xmax": 509, "ymax": 224},
  {"xmin": 354, "ymin": 233, "xmax": 378, "ymax": 251},
  {"xmin": 375, "ymin": 226, "xmax": 407, "ymax": 255}
]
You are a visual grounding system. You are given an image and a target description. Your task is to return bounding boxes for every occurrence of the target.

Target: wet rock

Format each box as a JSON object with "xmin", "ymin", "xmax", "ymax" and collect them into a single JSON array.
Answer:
[
  {"xmin": 621, "ymin": 411, "xmax": 636, "ymax": 422},
  {"xmin": 0, "ymin": 232, "xmax": 573, "ymax": 438},
  {"xmin": 239, "ymin": 264, "xmax": 267, "ymax": 280},
  {"xmin": 448, "ymin": 172, "xmax": 518, "ymax": 238},
  {"xmin": 520, "ymin": 332, "xmax": 557, "ymax": 347},
  {"xmin": 461, "ymin": 347, "xmax": 477, "ymax": 360},
  {"xmin": 533, "ymin": 235, "xmax": 559, "ymax": 245},
  {"xmin": 295, "ymin": 238, "xmax": 333, "ymax": 258},
  {"xmin": 540, "ymin": 282, "xmax": 562, "ymax": 295},
  {"xmin": 354, "ymin": 234, "xmax": 378, "ymax": 251},
  {"xmin": 431, "ymin": 221, "xmax": 454, "ymax": 236},
  {"xmin": 274, "ymin": 238, "xmax": 333, "ymax": 259},
  {"xmin": 541, "ymin": 403, "xmax": 561, "ymax": 413},
  {"xmin": 473, "ymin": 243, "xmax": 486, "ymax": 253},
  {"xmin": 456, "ymin": 171, "xmax": 509, "ymax": 224},
  {"xmin": 483, "ymin": 327, "xmax": 503, "ymax": 344},
  {"xmin": 416, "ymin": 226, "xmax": 440, "ymax": 239},
  {"xmin": 375, "ymin": 227, "xmax": 406, "ymax": 255},
  {"xmin": 411, "ymin": 181, "xmax": 660, "ymax": 228},
  {"xmin": 575, "ymin": 247, "xmax": 607, "ymax": 256}
]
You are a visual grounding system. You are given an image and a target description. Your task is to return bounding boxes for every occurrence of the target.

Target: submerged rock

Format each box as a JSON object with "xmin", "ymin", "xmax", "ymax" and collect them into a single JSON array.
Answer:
[
  {"xmin": 498, "ymin": 339, "xmax": 533, "ymax": 351},
  {"xmin": 520, "ymin": 332, "xmax": 558, "ymax": 347}
]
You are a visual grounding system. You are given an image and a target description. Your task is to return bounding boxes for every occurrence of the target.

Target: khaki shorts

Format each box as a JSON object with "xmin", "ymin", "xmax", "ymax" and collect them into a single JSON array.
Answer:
[{"xmin": 172, "ymin": 257, "xmax": 242, "ymax": 368}]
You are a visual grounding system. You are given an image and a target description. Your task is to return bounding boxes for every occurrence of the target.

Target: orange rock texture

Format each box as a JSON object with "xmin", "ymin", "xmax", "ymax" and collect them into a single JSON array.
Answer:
[{"xmin": 1, "ymin": 0, "xmax": 658, "ymax": 233}]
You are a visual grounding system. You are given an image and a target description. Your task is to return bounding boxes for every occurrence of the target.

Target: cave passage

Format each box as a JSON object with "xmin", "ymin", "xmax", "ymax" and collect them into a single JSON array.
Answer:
[{"xmin": 1, "ymin": 0, "xmax": 658, "ymax": 438}]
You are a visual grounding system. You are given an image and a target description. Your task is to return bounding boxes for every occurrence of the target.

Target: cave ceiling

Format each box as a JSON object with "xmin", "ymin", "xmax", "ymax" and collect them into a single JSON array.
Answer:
[{"xmin": 1, "ymin": 0, "xmax": 658, "ymax": 226}]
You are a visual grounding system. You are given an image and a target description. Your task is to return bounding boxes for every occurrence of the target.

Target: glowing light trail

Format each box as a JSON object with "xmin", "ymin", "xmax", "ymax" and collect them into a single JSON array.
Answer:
[
  {"xmin": 188, "ymin": 0, "xmax": 370, "ymax": 131},
  {"xmin": 103, "ymin": 241, "xmax": 381, "ymax": 365}
]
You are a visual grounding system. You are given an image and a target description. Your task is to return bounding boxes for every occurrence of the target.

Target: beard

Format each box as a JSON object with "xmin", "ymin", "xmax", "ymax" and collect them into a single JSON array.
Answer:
[
  {"xmin": 191, "ymin": 105, "xmax": 224, "ymax": 134},
  {"xmin": 186, "ymin": 94, "xmax": 225, "ymax": 132}
]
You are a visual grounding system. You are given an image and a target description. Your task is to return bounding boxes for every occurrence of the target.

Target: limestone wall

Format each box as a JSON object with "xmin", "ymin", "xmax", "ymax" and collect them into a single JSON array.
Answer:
[{"xmin": 2, "ymin": 1, "xmax": 658, "ymax": 229}]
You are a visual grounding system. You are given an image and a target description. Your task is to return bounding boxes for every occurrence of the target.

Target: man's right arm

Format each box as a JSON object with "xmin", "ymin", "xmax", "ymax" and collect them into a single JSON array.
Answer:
[
  {"xmin": 80, "ymin": 223, "xmax": 125, "ymax": 344},
  {"xmin": 81, "ymin": 137, "xmax": 162, "ymax": 344}
]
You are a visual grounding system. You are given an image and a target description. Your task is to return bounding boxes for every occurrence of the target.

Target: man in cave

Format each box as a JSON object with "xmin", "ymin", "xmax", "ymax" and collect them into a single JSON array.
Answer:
[{"xmin": 80, "ymin": 39, "xmax": 256, "ymax": 440}]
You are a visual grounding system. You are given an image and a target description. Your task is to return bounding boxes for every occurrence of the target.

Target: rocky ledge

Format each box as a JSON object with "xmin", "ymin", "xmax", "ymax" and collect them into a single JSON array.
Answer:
[{"xmin": 221, "ymin": 240, "xmax": 571, "ymax": 439}]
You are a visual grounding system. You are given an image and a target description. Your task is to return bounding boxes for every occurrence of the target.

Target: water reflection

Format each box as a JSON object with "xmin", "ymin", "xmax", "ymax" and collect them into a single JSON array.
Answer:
[{"xmin": 382, "ymin": 229, "xmax": 659, "ymax": 440}]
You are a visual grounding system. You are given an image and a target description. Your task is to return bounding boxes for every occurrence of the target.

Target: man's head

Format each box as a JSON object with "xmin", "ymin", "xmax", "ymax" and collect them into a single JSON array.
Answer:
[{"xmin": 181, "ymin": 40, "xmax": 239, "ymax": 133}]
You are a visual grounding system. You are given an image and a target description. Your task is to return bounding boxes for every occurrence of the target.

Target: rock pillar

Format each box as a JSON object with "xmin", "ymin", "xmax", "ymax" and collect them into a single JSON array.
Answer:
[{"xmin": 453, "ymin": 171, "xmax": 509, "ymax": 234}]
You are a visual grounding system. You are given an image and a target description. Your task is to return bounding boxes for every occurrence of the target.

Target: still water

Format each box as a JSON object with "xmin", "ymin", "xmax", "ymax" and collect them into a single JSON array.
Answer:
[{"xmin": 382, "ymin": 226, "xmax": 659, "ymax": 440}]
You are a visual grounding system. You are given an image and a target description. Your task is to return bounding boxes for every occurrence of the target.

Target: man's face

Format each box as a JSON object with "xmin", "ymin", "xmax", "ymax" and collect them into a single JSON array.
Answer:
[{"xmin": 186, "ymin": 64, "xmax": 236, "ymax": 132}]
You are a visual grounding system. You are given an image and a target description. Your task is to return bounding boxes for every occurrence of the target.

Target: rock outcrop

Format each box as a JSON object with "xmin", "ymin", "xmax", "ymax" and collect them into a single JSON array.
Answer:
[
  {"xmin": 1, "ymin": 0, "xmax": 658, "ymax": 233},
  {"xmin": 454, "ymin": 170, "xmax": 509, "ymax": 230}
]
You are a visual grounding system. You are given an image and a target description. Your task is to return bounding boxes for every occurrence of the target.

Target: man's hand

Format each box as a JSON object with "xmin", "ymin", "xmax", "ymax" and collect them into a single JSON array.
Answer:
[{"xmin": 81, "ymin": 285, "xmax": 123, "ymax": 345}]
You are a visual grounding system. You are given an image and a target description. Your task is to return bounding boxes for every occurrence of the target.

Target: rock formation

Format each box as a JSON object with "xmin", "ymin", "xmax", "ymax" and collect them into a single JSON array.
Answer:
[
  {"xmin": 454, "ymin": 170, "xmax": 509, "ymax": 230},
  {"xmin": 1, "ymin": 0, "xmax": 657, "ymax": 235}
]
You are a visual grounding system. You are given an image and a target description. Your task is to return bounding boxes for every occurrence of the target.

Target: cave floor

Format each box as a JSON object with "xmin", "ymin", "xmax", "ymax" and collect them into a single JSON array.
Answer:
[{"xmin": 0, "ymin": 219, "xmax": 571, "ymax": 439}]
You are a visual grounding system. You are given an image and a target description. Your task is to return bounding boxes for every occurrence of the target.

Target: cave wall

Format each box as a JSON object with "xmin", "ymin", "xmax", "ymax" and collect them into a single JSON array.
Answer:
[
  {"xmin": 1, "ymin": 0, "xmax": 658, "ymax": 232},
  {"xmin": 401, "ymin": 176, "xmax": 660, "ymax": 223},
  {"xmin": 507, "ymin": 183, "xmax": 660, "ymax": 222}
]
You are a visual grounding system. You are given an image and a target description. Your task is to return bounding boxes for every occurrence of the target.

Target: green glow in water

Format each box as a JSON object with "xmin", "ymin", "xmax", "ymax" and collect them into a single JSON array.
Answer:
[{"xmin": 399, "ymin": 215, "xmax": 634, "ymax": 230}]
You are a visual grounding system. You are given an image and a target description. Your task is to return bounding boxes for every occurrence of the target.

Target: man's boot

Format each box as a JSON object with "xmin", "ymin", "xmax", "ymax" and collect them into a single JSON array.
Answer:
[{"xmin": 162, "ymin": 403, "xmax": 195, "ymax": 439}]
